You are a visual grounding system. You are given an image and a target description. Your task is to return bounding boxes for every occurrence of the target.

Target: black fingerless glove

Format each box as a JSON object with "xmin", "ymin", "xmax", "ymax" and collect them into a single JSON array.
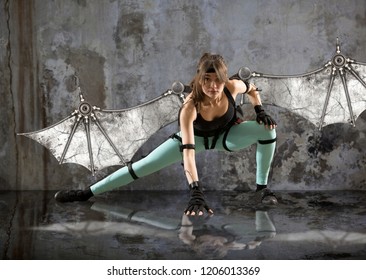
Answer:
[
  {"xmin": 254, "ymin": 105, "xmax": 277, "ymax": 126},
  {"xmin": 185, "ymin": 181, "xmax": 212, "ymax": 215}
]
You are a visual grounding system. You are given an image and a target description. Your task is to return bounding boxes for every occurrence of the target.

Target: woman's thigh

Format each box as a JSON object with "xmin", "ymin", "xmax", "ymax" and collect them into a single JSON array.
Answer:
[{"xmin": 216, "ymin": 121, "xmax": 276, "ymax": 151}]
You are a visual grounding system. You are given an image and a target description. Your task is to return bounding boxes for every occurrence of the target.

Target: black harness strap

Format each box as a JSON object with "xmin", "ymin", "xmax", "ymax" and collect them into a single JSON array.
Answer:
[
  {"xmin": 127, "ymin": 162, "xmax": 139, "ymax": 180},
  {"xmin": 258, "ymin": 137, "xmax": 277, "ymax": 145},
  {"xmin": 171, "ymin": 133, "xmax": 182, "ymax": 142},
  {"xmin": 204, "ymin": 137, "xmax": 210, "ymax": 149},
  {"xmin": 210, "ymin": 133, "xmax": 220, "ymax": 149},
  {"xmin": 222, "ymin": 126, "xmax": 234, "ymax": 152},
  {"xmin": 173, "ymin": 132, "xmax": 220, "ymax": 150}
]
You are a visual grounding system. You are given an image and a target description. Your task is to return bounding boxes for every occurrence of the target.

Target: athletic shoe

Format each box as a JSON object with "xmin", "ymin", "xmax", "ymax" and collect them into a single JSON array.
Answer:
[{"xmin": 54, "ymin": 189, "xmax": 92, "ymax": 203}]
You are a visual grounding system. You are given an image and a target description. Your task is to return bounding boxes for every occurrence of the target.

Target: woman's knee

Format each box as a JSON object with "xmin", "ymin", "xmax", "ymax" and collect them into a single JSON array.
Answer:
[{"xmin": 259, "ymin": 126, "xmax": 276, "ymax": 140}]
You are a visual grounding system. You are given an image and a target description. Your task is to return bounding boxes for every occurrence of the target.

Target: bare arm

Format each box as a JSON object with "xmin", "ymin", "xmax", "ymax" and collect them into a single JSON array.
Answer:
[
  {"xmin": 226, "ymin": 78, "xmax": 275, "ymax": 129},
  {"xmin": 246, "ymin": 85, "xmax": 262, "ymax": 106},
  {"xmin": 179, "ymin": 97, "xmax": 213, "ymax": 216},
  {"xmin": 179, "ymin": 97, "xmax": 199, "ymax": 184},
  {"xmin": 245, "ymin": 83, "xmax": 277, "ymax": 129}
]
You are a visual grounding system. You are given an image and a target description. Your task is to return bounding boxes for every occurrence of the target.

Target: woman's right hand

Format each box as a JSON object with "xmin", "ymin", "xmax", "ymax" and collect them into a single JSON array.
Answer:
[{"xmin": 184, "ymin": 181, "xmax": 214, "ymax": 216}]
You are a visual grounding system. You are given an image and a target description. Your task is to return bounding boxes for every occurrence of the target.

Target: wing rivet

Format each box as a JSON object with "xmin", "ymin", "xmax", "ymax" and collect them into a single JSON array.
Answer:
[
  {"xmin": 79, "ymin": 102, "xmax": 92, "ymax": 116},
  {"xmin": 332, "ymin": 54, "xmax": 346, "ymax": 68}
]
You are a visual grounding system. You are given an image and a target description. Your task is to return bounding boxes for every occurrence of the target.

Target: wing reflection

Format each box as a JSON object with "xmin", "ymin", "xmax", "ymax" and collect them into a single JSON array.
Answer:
[{"xmin": 273, "ymin": 230, "xmax": 366, "ymax": 248}]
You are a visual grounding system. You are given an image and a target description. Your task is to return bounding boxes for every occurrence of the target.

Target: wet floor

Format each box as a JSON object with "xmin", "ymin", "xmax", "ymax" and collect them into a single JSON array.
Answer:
[{"xmin": 1, "ymin": 190, "xmax": 365, "ymax": 260}]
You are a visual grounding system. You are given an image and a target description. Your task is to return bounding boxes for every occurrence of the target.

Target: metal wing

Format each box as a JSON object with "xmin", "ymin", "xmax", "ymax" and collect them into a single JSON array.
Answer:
[
  {"xmin": 242, "ymin": 39, "xmax": 366, "ymax": 130},
  {"xmin": 18, "ymin": 88, "xmax": 184, "ymax": 176}
]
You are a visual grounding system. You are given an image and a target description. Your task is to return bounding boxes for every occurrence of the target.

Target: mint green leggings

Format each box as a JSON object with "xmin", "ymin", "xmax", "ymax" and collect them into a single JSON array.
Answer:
[{"xmin": 91, "ymin": 121, "xmax": 276, "ymax": 195}]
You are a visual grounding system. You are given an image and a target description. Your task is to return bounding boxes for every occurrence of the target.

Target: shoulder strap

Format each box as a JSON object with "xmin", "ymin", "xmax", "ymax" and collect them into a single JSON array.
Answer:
[{"xmin": 223, "ymin": 87, "xmax": 235, "ymax": 106}]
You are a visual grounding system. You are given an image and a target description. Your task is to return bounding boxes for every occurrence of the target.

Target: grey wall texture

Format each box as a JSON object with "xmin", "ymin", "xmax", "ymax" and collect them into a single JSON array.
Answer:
[{"xmin": 0, "ymin": 0, "xmax": 365, "ymax": 191}]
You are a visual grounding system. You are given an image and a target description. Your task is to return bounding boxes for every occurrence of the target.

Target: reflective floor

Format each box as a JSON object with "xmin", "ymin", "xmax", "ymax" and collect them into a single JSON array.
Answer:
[{"xmin": 1, "ymin": 190, "xmax": 365, "ymax": 260}]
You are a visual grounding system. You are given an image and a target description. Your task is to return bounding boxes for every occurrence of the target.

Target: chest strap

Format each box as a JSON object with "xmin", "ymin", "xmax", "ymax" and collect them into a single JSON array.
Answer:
[{"xmin": 203, "ymin": 134, "xmax": 220, "ymax": 150}]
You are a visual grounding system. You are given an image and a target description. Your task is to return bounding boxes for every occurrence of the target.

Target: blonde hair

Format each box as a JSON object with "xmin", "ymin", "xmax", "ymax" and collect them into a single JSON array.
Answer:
[{"xmin": 190, "ymin": 53, "xmax": 228, "ymax": 110}]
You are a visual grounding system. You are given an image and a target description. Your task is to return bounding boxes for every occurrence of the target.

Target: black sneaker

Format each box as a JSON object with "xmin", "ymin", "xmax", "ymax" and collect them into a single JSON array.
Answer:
[
  {"xmin": 261, "ymin": 188, "xmax": 278, "ymax": 205},
  {"xmin": 54, "ymin": 189, "xmax": 92, "ymax": 203}
]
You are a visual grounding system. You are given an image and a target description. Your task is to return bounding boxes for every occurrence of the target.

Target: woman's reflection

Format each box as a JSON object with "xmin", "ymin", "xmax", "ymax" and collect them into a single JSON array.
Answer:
[
  {"xmin": 178, "ymin": 211, "xmax": 276, "ymax": 258},
  {"xmin": 91, "ymin": 202, "xmax": 276, "ymax": 258}
]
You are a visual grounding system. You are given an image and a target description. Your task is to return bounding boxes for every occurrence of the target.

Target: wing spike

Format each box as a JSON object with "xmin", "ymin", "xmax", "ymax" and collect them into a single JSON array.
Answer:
[
  {"xmin": 339, "ymin": 70, "xmax": 356, "ymax": 126},
  {"xmin": 91, "ymin": 113, "xmax": 127, "ymax": 165},
  {"xmin": 77, "ymin": 86, "xmax": 85, "ymax": 103},
  {"xmin": 60, "ymin": 114, "xmax": 82, "ymax": 164},
  {"xmin": 336, "ymin": 37, "xmax": 341, "ymax": 54},
  {"xmin": 84, "ymin": 116, "xmax": 95, "ymax": 176}
]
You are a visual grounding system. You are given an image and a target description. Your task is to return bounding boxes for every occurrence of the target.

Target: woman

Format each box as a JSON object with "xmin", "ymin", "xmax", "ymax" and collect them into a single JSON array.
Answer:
[{"xmin": 55, "ymin": 53, "xmax": 277, "ymax": 216}]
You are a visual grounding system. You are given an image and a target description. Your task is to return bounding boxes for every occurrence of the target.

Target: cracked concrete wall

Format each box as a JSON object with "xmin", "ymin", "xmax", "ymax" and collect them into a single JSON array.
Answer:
[{"xmin": 1, "ymin": 0, "xmax": 366, "ymax": 191}]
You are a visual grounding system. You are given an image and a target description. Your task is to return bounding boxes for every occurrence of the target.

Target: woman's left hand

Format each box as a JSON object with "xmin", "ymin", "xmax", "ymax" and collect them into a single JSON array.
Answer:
[{"xmin": 255, "ymin": 105, "xmax": 277, "ymax": 129}]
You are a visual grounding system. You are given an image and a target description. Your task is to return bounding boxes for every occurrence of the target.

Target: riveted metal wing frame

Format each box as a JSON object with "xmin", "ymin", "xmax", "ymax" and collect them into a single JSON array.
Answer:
[
  {"xmin": 241, "ymin": 39, "xmax": 366, "ymax": 130},
  {"xmin": 18, "ymin": 87, "xmax": 184, "ymax": 175}
]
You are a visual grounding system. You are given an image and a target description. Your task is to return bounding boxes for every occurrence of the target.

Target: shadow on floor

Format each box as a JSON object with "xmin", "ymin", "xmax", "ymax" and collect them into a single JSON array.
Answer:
[{"xmin": 0, "ymin": 190, "xmax": 365, "ymax": 260}]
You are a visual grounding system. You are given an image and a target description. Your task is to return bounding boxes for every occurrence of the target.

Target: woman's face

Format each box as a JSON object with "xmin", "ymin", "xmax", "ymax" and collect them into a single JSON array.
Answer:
[{"xmin": 201, "ymin": 73, "xmax": 225, "ymax": 100}]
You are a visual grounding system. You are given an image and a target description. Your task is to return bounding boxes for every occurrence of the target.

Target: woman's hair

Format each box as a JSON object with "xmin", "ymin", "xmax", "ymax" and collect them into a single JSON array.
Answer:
[{"xmin": 190, "ymin": 53, "xmax": 228, "ymax": 110}]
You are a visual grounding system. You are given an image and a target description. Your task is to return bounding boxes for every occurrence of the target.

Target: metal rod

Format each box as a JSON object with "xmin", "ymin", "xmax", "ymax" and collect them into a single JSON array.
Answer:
[
  {"xmin": 92, "ymin": 114, "xmax": 126, "ymax": 165},
  {"xmin": 340, "ymin": 70, "xmax": 356, "ymax": 126},
  {"xmin": 60, "ymin": 115, "xmax": 82, "ymax": 164},
  {"xmin": 84, "ymin": 117, "xmax": 95, "ymax": 176},
  {"xmin": 255, "ymin": 66, "xmax": 325, "ymax": 79},
  {"xmin": 319, "ymin": 72, "xmax": 335, "ymax": 130}
]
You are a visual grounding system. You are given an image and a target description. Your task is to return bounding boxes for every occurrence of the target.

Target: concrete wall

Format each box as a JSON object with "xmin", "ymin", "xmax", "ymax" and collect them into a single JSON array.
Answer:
[{"xmin": 1, "ymin": 0, "xmax": 365, "ymax": 191}]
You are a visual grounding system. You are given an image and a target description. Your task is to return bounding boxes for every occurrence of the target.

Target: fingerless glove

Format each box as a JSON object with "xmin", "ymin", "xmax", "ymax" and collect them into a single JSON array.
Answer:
[
  {"xmin": 254, "ymin": 105, "xmax": 277, "ymax": 126},
  {"xmin": 184, "ymin": 181, "xmax": 211, "ymax": 215}
]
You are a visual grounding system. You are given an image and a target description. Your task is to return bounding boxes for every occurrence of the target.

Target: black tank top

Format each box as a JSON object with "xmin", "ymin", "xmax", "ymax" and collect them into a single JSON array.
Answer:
[{"xmin": 194, "ymin": 87, "xmax": 236, "ymax": 137}]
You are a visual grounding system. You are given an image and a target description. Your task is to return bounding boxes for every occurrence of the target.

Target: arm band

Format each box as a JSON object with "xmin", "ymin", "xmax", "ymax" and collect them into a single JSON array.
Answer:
[
  {"xmin": 243, "ymin": 80, "xmax": 250, "ymax": 93},
  {"xmin": 229, "ymin": 74, "xmax": 250, "ymax": 93},
  {"xmin": 180, "ymin": 144, "xmax": 196, "ymax": 152},
  {"xmin": 229, "ymin": 73, "xmax": 241, "ymax": 81}
]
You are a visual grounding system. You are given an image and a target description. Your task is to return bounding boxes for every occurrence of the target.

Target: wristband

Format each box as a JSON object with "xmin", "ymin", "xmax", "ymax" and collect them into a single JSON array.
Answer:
[
  {"xmin": 189, "ymin": 181, "xmax": 200, "ymax": 190},
  {"xmin": 254, "ymin": 105, "xmax": 264, "ymax": 114}
]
